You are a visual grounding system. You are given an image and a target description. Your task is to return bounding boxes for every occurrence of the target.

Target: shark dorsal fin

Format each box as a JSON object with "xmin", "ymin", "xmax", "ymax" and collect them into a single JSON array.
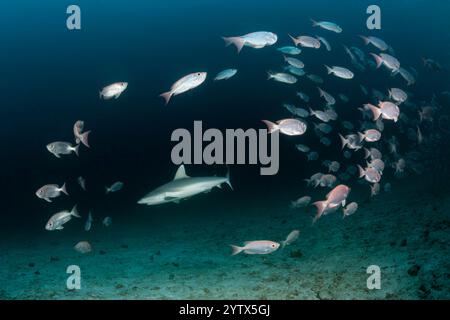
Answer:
[{"xmin": 174, "ymin": 165, "xmax": 189, "ymax": 180}]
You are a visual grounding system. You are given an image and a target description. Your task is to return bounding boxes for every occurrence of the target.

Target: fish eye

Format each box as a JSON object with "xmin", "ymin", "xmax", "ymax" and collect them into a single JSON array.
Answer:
[{"xmin": 271, "ymin": 244, "xmax": 276, "ymax": 248}]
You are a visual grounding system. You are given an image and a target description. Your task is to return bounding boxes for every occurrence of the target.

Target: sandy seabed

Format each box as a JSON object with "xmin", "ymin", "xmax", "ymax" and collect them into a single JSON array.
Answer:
[{"xmin": 1, "ymin": 177, "xmax": 449, "ymax": 300}]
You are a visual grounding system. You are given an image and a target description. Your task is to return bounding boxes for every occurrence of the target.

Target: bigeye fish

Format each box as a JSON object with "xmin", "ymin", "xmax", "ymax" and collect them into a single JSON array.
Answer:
[
  {"xmin": 267, "ymin": 71, "xmax": 297, "ymax": 84},
  {"xmin": 290, "ymin": 196, "xmax": 311, "ymax": 208},
  {"xmin": 47, "ymin": 142, "xmax": 79, "ymax": 158},
  {"xmin": 289, "ymin": 35, "xmax": 321, "ymax": 49},
  {"xmin": 395, "ymin": 67, "xmax": 415, "ymax": 86},
  {"xmin": 318, "ymin": 87, "xmax": 336, "ymax": 106},
  {"xmin": 284, "ymin": 65, "xmax": 305, "ymax": 76},
  {"xmin": 389, "ymin": 88, "xmax": 407, "ymax": 104},
  {"xmin": 105, "ymin": 181, "xmax": 124, "ymax": 194},
  {"xmin": 358, "ymin": 129, "xmax": 381, "ymax": 142},
  {"xmin": 343, "ymin": 202, "xmax": 358, "ymax": 218},
  {"xmin": 280, "ymin": 230, "xmax": 300, "ymax": 248},
  {"xmin": 359, "ymin": 35, "xmax": 388, "ymax": 51},
  {"xmin": 262, "ymin": 119, "xmax": 307, "ymax": 136},
  {"xmin": 295, "ymin": 144, "xmax": 310, "ymax": 153},
  {"xmin": 325, "ymin": 65, "xmax": 354, "ymax": 79},
  {"xmin": 74, "ymin": 241, "xmax": 92, "ymax": 254},
  {"xmin": 311, "ymin": 19, "xmax": 342, "ymax": 33},
  {"xmin": 296, "ymin": 91, "xmax": 310, "ymax": 102},
  {"xmin": 222, "ymin": 31, "xmax": 277, "ymax": 53},
  {"xmin": 214, "ymin": 69, "xmax": 238, "ymax": 81},
  {"xmin": 84, "ymin": 211, "xmax": 93, "ymax": 232},
  {"xmin": 367, "ymin": 102, "xmax": 400, "ymax": 122},
  {"xmin": 99, "ymin": 82, "xmax": 128, "ymax": 100},
  {"xmin": 316, "ymin": 36, "xmax": 331, "ymax": 51},
  {"xmin": 35, "ymin": 183, "xmax": 68, "ymax": 202},
  {"xmin": 284, "ymin": 56, "xmax": 304, "ymax": 69},
  {"xmin": 307, "ymin": 74, "xmax": 323, "ymax": 84},
  {"xmin": 230, "ymin": 240, "xmax": 280, "ymax": 255},
  {"xmin": 307, "ymin": 151, "xmax": 319, "ymax": 161},
  {"xmin": 102, "ymin": 217, "xmax": 112, "ymax": 227},
  {"xmin": 309, "ymin": 108, "xmax": 333, "ymax": 123},
  {"xmin": 45, "ymin": 205, "xmax": 81, "ymax": 231},
  {"xmin": 313, "ymin": 184, "xmax": 350, "ymax": 222},
  {"xmin": 277, "ymin": 46, "xmax": 301, "ymax": 55},
  {"xmin": 371, "ymin": 53, "xmax": 400, "ymax": 73},
  {"xmin": 159, "ymin": 72, "xmax": 207, "ymax": 105},
  {"xmin": 77, "ymin": 176, "xmax": 86, "ymax": 191},
  {"xmin": 283, "ymin": 104, "xmax": 309, "ymax": 118},
  {"xmin": 73, "ymin": 120, "xmax": 90, "ymax": 148},
  {"xmin": 358, "ymin": 165, "xmax": 381, "ymax": 183}
]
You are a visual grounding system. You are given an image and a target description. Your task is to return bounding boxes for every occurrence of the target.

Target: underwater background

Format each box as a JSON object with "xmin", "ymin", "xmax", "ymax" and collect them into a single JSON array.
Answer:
[{"xmin": 0, "ymin": 0, "xmax": 449, "ymax": 299}]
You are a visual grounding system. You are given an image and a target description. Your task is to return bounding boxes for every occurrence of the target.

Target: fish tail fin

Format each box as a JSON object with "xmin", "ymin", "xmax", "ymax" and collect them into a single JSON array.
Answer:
[
  {"xmin": 370, "ymin": 53, "xmax": 383, "ymax": 68},
  {"xmin": 222, "ymin": 36, "xmax": 245, "ymax": 53},
  {"xmin": 61, "ymin": 183, "xmax": 69, "ymax": 196},
  {"xmin": 71, "ymin": 205, "xmax": 81, "ymax": 218},
  {"xmin": 358, "ymin": 132, "xmax": 365, "ymax": 142},
  {"xmin": 73, "ymin": 144, "xmax": 80, "ymax": 156},
  {"xmin": 266, "ymin": 71, "xmax": 274, "ymax": 80},
  {"xmin": 359, "ymin": 35, "xmax": 370, "ymax": 45},
  {"xmin": 230, "ymin": 245, "xmax": 244, "ymax": 256},
  {"xmin": 105, "ymin": 186, "xmax": 111, "ymax": 194},
  {"xmin": 312, "ymin": 201, "xmax": 327, "ymax": 223},
  {"xmin": 367, "ymin": 104, "xmax": 382, "ymax": 121},
  {"xmin": 80, "ymin": 131, "xmax": 90, "ymax": 148},
  {"xmin": 357, "ymin": 165, "xmax": 365, "ymax": 178},
  {"xmin": 364, "ymin": 148, "xmax": 371, "ymax": 159},
  {"xmin": 159, "ymin": 91, "xmax": 173, "ymax": 105},
  {"xmin": 338, "ymin": 133, "xmax": 348, "ymax": 150},
  {"xmin": 310, "ymin": 18, "xmax": 318, "ymax": 27},
  {"xmin": 225, "ymin": 166, "xmax": 233, "ymax": 190},
  {"xmin": 308, "ymin": 107, "xmax": 315, "ymax": 116},
  {"xmin": 288, "ymin": 34, "xmax": 299, "ymax": 46},
  {"xmin": 262, "ymin": 120, "xmax": 279, "ymax": 134},
  {"xmin": 324, "ymin": 65, "xmax": 332, "ymax": 74},
  {"xmin": 99, "ymin": 91, "xmax": 102, "ymax": 99}
]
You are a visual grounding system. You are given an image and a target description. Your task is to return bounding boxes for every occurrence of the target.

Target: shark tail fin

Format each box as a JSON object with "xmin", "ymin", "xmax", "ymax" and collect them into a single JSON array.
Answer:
[{"xmin": 225, "ymin": 166, "xmax": 233, "ymax": 190}]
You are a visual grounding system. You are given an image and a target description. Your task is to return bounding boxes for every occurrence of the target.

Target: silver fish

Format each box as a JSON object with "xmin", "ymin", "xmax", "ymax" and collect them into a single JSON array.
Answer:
[
  {"xmin": 47, "ymin": 142, "xmax": 79, "ymax": 158},
  {"xmin": 214, "ymin": 69, "xmax": 238, "ymax": 81},
  {"xmin": 222, "ymin": 31, "xmax": 277, "ymax": 53},
  {"xmin": 311, "ymin": 19, "xmax": 342, "ymax": 33},
  {"xmin": 35, "ymin": 183, "xmax": 68, "ymax": 202},
  {"xmin": 267, "ymin": 71, "xmax": 297, "ymax": 84},
  {"xmin": 45, "ymin": 205, "xmax": 80, "ymax": 231},
  {"xmin": 262, "ymin": 119, "xmax": 307, "ymax": 136},
  {"xmin": 99, "ymin": 82, "xmax": 128, "ymax": 100},
  {"xmin": 105, "ymin": 181, "xmax": 124, "ymax": 194},
  {"xmin": 230, "ymin": 240, "xmax": 280, "ymax": 255},
  {"xmin": 160, "ymin": 72, "xmax": 207, "ymax": 105}
]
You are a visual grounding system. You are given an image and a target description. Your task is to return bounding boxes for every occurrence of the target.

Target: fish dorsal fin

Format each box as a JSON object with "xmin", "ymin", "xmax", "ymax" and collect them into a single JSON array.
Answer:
[{"xmin": 174, "ymin": 165, "xmax": 189, "ymax": 180}]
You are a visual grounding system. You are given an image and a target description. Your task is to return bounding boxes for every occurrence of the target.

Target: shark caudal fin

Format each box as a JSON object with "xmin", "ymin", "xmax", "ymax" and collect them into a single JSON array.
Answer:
[{"xmin": 225, "ymin": 166, "xmax": 233, "ymax": 190}]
